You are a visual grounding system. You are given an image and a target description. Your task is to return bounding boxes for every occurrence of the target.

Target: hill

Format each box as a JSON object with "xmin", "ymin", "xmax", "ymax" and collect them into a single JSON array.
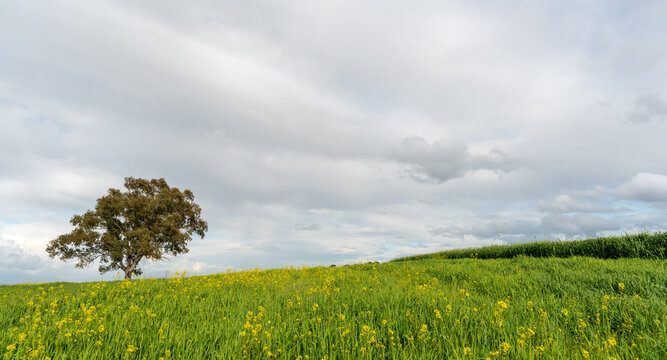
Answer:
[{"xmin": 2, "ymin": 254, "xmax": 666, "ymax": 359}]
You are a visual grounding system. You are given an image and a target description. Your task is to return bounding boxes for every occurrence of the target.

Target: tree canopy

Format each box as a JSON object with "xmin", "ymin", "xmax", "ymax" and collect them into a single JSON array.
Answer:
[{"xmin": 46, "ymin": 177, "xmax": 208, "ymax": 279}]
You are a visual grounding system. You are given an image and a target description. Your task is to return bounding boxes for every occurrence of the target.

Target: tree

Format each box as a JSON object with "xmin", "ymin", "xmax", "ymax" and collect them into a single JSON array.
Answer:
[{"xmin": 47, "ymin": 177, "xmax": 208, "ymax": 279}]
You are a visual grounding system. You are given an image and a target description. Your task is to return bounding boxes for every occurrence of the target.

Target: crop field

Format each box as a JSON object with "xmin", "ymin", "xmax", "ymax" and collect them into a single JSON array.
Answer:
[
  {"xmin": 2, "ymin": 252, "xmax": 666, "ymax": 359},
  {"xmin": 393, "ymin": 232, "xmax": 667, "ymax": 262}
]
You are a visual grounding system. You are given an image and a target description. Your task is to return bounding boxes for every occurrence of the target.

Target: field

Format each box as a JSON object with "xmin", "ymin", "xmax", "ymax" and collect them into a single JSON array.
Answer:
[
  {"xmin": 2, "ymin": 252, "xmax": 666, "ymax": 359},
  {"xmin": 2, "ymin": 234, "xmax": 667, "ymax": 360}
]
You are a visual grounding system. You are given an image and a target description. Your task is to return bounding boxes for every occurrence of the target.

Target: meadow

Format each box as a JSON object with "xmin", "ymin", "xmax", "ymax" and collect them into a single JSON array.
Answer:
[{"xmin": 1, "ymin": 238, "xmax": 666, "ymax": 359}]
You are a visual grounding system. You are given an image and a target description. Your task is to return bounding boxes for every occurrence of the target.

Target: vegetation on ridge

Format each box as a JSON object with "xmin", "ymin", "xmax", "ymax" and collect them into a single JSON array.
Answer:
[{"xmin": 392, "ymin": 232, "xmax": 667, "ymax": 262}]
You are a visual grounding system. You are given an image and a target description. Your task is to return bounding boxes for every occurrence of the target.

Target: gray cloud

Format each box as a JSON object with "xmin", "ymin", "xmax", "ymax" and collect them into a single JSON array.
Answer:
[
  {"xmin": 0, "ymin": 240, "xmax": 43, "ymax": 270},
  {"xmin": 295, "ymin": 223, "xmax": 322, "ymax": 231},
  {"xmin": 537, "ymin": 195, "xmax": 629, "ymax": 214},
  {"xmin": 430, "ymin": 219, "xmax": 540, "ymax": 240},
  {"xmin": 628, "ymin": 94, "xmax": 667, "ymax": 123},
  {"xmin": 430, "ymin": 213, "xmax": 619, "ymax": 243},
  {"xmin": 540, "ymin": 213, "xmax": 619, "ymax": 237},
  {"xmin": 390, "ymin": 137, "xmax": 516, "ymax": 183}
]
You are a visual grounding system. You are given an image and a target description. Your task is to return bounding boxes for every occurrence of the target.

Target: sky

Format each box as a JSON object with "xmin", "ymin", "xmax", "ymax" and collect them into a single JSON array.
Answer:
[{"xmin": 1, "ymin": 0, "xmax": 667, "ymax": 285}]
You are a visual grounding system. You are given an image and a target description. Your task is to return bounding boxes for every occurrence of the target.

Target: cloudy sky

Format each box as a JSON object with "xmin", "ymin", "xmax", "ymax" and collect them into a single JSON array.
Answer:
[{"xmin": 1, "ymin": 0, "xmax": 666, "ymax": 285}]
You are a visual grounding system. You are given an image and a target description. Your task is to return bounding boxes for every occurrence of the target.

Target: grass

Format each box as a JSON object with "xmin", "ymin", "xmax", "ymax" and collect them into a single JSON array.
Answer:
[
  {"xmin": 392, "ymin": 232, "xmax": 667, "ymax": 262},
  {"xmin": 1, "ymin": 255, "xmax": 666, "ymax": 359}
]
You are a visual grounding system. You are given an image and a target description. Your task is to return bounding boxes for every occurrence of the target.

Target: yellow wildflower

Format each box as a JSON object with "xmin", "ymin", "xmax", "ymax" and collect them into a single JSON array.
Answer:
[{"xmin": 607, "ymin": 337, "xmax": 617, "ymax": 347}]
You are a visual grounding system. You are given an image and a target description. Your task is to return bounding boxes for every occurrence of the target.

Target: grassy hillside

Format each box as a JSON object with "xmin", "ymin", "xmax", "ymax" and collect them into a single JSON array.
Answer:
[
  {"xmin": 392, "ymin": 232, "xmax": 667, "ymax": 262},
  {"xmin": 1, "ymin": 257, "xmax": 666, "ymax": 359}
]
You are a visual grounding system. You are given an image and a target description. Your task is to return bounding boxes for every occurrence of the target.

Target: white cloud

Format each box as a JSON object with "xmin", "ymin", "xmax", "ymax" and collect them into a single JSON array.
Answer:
[{"xmin": 611, "ymin": 172, "xmax": 667, "ymax": 204}]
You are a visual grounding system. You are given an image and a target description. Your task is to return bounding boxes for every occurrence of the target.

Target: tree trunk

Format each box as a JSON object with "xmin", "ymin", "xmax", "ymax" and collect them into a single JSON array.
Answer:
[{"xmin": 123, "ymin": 256, "xmax": 142, "ymax": 280}]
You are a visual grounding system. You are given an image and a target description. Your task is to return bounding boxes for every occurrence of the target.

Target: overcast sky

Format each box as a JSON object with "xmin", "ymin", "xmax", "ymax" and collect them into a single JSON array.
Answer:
[{"xmin": 1, "ymin": 0, "xmax": 667, "ymax": 285}]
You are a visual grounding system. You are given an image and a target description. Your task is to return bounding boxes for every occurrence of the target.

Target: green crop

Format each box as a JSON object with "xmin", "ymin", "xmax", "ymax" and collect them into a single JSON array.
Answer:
[{"xmin": 392, "ymin": 232, "xmax": 667, "ymax": 262}]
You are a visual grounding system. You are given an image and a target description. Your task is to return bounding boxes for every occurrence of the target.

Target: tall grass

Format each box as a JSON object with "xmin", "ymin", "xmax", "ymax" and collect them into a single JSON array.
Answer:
[
  {"xmin": 1, "ymin": 257, "xmax": 666, "ymax": 359},
  {"xmin": 392, "ymin": 232, "xmax": 667, "ymax": 262}
]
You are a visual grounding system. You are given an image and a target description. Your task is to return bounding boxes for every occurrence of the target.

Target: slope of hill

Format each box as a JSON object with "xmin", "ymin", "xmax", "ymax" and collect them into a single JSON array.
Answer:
[{"xmin": 1, "ymin": 255, "xmax": 665, "ymax": 359}]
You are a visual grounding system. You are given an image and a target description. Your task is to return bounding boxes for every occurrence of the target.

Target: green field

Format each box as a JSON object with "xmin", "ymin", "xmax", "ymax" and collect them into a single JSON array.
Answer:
[
  {"xmin": 1, "ymin": 237, "xmax": 667, "ymax": 359},
  {"xmin": 393, "ymin": 232, "xmax": 667, "ymax": 262}
]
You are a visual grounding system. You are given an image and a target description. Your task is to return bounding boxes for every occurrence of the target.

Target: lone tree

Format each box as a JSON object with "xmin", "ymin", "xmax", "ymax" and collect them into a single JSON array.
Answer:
[{"xmin": 47, "ymin": 177, "xmax": 208, "ymax": 279}]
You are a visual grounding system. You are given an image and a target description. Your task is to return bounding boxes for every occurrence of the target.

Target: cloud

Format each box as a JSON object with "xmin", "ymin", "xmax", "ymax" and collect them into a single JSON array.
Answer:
[
  {"xmin": 2, "ymin": 1, "xmax": 667, "ymax": 283},
  {"xmin": 609, "ymin": 172, "xmax": 667, "ymax": 206},
  {"xmin": 295, "ymin": 223, "xmax": 322, "ymax": 231},
  {"xmin": 390, "ymin": 136, "xmax": 516, "ymax": 183},
  {"xmin": 534, "ymin": 173, "xmax": 667, "ymax": 216},
  {"xmin": 430, "ymin": 219, "xmax": 540, "ymax": 242},
  {"xmin": 540, "ymin": 213, "xmax": 619, "ymax": 237},
  {"xmin": 537, "ymin": 195, "xmax": 628, "ymax": 214},
  {"xmin": 429, "ymin": 172, "xmax": 667, "ymax": 242},
  {"xmin": 430, "ymin": 213, "xmax": 619, "ymax": 242},
  {"xmin": 628, "ymin": 94, "xmax": 667, "ymax": 123},
  {"xmin": 0, "ymin": 239, "xmax": 43, "ymax": 270}
]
